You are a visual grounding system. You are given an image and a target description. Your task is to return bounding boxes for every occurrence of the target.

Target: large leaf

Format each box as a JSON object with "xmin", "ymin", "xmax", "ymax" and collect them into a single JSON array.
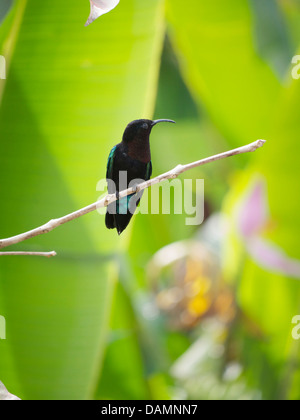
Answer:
[
  {"xmin": 0, "ymin": 0, "xmax": 165, "ymax": 399},
  {"xmin": 166, "ymin": 0, "xmax": 282, "ymax": 148}
]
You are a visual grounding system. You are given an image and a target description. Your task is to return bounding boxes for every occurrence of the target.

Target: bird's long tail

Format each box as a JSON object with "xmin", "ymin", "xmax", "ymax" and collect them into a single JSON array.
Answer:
[
  {"xmin": 105, "ymin": 192, "xmax": 143, "ymax": 234},
  {"xmin": 105, "ymin": 209, "xmax": 116, "ymax": 230}
]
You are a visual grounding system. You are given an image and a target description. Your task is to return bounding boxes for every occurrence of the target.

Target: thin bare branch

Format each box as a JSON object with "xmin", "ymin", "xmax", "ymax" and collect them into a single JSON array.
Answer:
[
  {"xmin": 0, "ymin": 139, "xmax": 266, "ymax": 254},
  {"xmin": 0, "ymin": 251, "xmax": 57, "ymax": 258}
]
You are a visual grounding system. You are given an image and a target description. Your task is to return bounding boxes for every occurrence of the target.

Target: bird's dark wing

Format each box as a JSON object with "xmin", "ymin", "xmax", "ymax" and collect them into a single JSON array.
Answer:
[
  {"xmin": 145, "ymin": 161, "xmax": 152, "ymax": 181},
  {"xmin": 114, "ymin": 160, "xmax": 152, "ymax": 235},
  {"xmin": 106, "ymin": 145, "xmax": 117, "ymax": 193},
  {"xmin": 105, "ymin": 145, "xmax": 117, "ymax": 230},
  {"xmin": 106, "ymin": 151, "xmax": 152, "ymax": 235}
]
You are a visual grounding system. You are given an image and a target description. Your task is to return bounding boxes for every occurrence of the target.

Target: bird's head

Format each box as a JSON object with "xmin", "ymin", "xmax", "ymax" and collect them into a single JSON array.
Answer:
[{"xmin": 122, "ymin": 119, "xmax": 175, "ymax": 143}]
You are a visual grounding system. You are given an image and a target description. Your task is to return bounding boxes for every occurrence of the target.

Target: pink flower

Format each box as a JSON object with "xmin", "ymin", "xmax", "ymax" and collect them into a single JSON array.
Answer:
[{"xmin": 237, "ymin": 178, "xmax": 300, "ymax": 279}]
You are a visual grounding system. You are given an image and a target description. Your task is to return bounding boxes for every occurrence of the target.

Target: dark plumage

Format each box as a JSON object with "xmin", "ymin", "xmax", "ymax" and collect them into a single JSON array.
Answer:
[{"xmin": 105, "ymin": 118, "xmax": 175, "ymax": 234}]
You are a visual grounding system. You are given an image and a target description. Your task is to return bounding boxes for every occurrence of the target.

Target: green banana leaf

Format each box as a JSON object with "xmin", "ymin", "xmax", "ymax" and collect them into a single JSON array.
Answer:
[
  {"xmin": 0, "ymin": 0, "xmax": 165, "ymax": 400},
  {"xmin": 166, "ymin": 0, "xmax": 282, "ymax": 148}
]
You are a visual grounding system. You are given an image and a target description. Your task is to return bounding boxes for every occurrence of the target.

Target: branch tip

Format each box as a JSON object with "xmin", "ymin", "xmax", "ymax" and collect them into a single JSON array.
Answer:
[
  {"xmin": 257, "ymin": 139, "xmax": 266, "ymax": 148},
  {"xmin": 0, "ymin": 251, "xmax": 57, "ymax": 258}
]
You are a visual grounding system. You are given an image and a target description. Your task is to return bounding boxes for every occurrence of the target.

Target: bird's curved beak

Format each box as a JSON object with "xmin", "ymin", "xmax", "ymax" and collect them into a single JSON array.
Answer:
[{"xmin": 151, "ymin": 119, "xmax": 176, "ymax": 126}]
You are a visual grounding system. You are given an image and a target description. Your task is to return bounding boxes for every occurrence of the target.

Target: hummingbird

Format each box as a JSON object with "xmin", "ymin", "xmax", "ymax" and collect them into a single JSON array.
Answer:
[{"xmin": 105, "ymin": 118, "xmax": 176, "ymax": 234}]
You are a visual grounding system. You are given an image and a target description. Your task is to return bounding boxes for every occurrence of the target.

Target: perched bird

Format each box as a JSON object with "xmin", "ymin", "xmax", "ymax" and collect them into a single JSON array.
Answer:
[{"xmin": 105, "ymin": 118, "xmax": 175, "ymax": 234}]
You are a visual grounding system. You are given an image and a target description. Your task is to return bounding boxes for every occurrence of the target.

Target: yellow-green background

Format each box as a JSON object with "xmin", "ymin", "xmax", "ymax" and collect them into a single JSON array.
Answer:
[{"xmin": 0, "ymin": 0, "xmax": 300, "ymax": 400}]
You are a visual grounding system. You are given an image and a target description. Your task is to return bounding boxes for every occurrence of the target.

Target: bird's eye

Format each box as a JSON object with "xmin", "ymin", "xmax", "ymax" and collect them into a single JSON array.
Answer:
[{"xmin": 142, "ymin": 123, "xmax": 149, "ymax": 130}]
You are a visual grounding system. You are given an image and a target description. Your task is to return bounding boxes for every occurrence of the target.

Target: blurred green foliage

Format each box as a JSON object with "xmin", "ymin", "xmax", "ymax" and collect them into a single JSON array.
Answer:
[{"xmin": 0, "ymin": 0, "xmax": 300, "ymax": 400}]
